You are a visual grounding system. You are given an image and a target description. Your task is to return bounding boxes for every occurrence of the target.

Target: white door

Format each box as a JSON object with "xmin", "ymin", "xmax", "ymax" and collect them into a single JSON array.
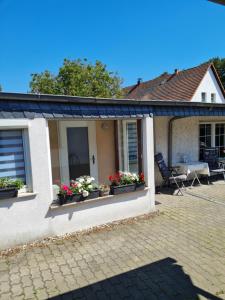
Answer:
[{"xmin": 59, "ymin": 121, "xmax": 98, "ymax": 184}]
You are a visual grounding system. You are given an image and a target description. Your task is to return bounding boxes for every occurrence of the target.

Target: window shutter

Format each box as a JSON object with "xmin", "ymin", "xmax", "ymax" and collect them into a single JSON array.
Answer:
[{"xmin": 0, "ymin": 130, "xmax": 26, "ymax": 182}]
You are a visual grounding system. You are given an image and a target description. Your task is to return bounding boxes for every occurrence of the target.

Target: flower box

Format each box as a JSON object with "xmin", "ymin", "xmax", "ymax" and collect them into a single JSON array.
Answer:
[
  {"xmin": 110, "ymin": 183, "xmax": 136, "ymax": 195},
  {"xmin": 83, "ymin": 189, "xmax": 100, "ymax": 200},
  {"xmin": 69, "ymin": 193, "xmax": 83, "ymax": 203},
  {"xmin": 58, "ymin": 194, "xmax": 67, "ymax": 205},
  {"xmin": 135, "ymin": 182, "xmax": 145, "ymax": 191},
  {"xmin": 0, "ymin": 187, "xmax": 18, "ymax": 200}
]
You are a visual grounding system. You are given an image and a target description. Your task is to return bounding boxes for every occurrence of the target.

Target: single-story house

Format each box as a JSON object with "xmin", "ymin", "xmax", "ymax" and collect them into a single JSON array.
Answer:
[
  {"xmin": 1, "ymin": 62, "xmax": 225, "ymax": 250},
  {"xmin": 125, "ymin": 62, "xmax": 225, "ymax": 186}
]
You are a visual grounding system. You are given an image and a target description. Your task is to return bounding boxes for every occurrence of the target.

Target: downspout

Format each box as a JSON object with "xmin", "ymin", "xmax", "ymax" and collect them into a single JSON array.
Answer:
[{"xmin": 168, "ymin": 116, "xmax": 187, "ymax": 168}]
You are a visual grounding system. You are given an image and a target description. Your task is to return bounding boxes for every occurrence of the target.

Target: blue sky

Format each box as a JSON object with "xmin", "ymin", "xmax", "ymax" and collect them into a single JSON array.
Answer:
[{"xmin": 0, "ymin": 0, "xmax": 224, "ymax": 92}]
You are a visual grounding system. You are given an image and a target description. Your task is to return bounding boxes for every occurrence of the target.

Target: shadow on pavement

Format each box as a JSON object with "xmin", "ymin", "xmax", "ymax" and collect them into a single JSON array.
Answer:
[{"xmin": 49, "ymin": 257, "xmax": 223, "ymax": 300}]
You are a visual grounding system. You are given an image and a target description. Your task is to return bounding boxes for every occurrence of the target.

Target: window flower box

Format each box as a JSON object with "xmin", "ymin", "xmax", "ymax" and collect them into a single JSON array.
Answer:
[
  {"xmin": 83, "ymin": 189, "xmax": 100, "ymax": 200},
  {"xmin": 0, "ymin": 187, "xmax": 18, "ymax": 200},
  {"xmin": 135, "ymin": 182, "xmax": 145, "ymax": 191},
  {"xmin": 110, "ymin": 183, "xmax": 136, "ymax": 195},
  {"xmin": 0, "ymin": 178, "xmax": 24, "ymax": 200}
]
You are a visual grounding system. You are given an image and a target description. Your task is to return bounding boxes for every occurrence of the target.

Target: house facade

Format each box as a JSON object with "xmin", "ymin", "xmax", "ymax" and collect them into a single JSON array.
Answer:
[
  {"xmin": 125, "ymin": 63, "xmax": 225, "ymax": 186},
  {"xmin": 0, "ymin": 94, "xmax": 156, "ymax": 250}
]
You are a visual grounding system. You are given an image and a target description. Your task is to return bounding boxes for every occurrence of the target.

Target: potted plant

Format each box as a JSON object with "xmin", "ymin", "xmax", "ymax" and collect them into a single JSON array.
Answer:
[
  {"xmin": 135, "ymin": 173, "xmax": 145, "ymax": 191},
  {"xmin": 69, "ymin": 180, "xmax": 83, "ymax": 202},
  {"xmin": 58, "ymin": 184, "xmax": 73, "ymax": 205},
  {"xmin": 109, "ymin": 172, "xmax": 136, "ymax": 195},
  {"xmin": 76, "ymin": 176, "xmax": 100, "ymax": 200},
  {"xmin": 0, "ymin": 178, "xmax": 24, "ymax": 200},
  {"xmin": 99, "ymin": 184, "xmax": 110, "ymax": 197}
]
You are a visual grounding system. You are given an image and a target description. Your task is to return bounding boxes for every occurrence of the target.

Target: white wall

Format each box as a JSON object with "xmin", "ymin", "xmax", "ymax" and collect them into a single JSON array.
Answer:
[
  {"xmin": 154, "ymin": 116, "xmax": 225, "ymax": 186},
  {"xmin": 192, "ymin": 68, "xmax": 225, "ymax": 103},
  {"xmin": 0, "ymin": 117, "xmax": 155, "ymax": 250}
]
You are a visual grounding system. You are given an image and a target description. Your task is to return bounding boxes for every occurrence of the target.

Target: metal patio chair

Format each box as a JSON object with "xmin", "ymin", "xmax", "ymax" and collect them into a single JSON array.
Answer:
[
  {"xmin": 155, "ymin": 153, "xmax": 188, "ymax": 196},
  {"xmin": 203, "ymin": 148, "xmax": 225, "ymax": 184}
]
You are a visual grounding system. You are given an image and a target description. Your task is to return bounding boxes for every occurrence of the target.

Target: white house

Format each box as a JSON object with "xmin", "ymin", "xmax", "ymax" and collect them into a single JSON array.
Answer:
[
  {"xmin": 125, "ymin": 62, "xmax": 225, "ymax": 185},
  {"xmin": 0, "ymin": 93, "xmax": 155, "ymax": 250}
]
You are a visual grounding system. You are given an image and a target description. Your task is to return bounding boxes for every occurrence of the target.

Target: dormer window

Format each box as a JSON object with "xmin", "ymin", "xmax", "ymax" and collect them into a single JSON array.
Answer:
[
  {"xmin": 211, "ymin": 93, "xmax": 216, "ymax": 103},
  {"xmin": 201, "ymin": 92, "xmax": 207, "ymax": 102}
]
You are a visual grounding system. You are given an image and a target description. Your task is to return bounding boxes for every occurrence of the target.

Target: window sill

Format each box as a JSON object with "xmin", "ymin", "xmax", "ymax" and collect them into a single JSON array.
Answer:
[
  {"xmin": 50, "ymin": 187, "xmax": 149, "ymax": 210},
  {"xmin": 1, "ymin": 192, "xmax": 38, "ymax": 201}
]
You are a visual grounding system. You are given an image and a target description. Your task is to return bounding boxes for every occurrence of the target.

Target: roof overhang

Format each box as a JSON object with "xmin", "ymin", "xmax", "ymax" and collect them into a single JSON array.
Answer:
[
  {"xmin": 1, "ymin": 92, "xmax": 225, "ymax": 118},
  {"xmin": 208, "ymin": 0, "xmax": 225, "ymax": 5}
]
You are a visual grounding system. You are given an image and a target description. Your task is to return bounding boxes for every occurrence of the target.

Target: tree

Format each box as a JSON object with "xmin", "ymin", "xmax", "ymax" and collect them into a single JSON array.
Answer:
[
  {"xmin": 29, "ymin": 59, "xmax": 123, "ymax": 98},
  {"xmin": 0, "ymin": 85, "xmax": 2, "ymax": 92},
  {"xmin": 209, "ymin": 57, "xmax": 225, "ymax": 88}
]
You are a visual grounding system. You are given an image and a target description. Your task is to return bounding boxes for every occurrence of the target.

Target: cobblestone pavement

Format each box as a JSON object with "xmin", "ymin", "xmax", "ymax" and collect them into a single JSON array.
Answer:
[{"xmin": 1, "ymin": 187, "xmax": 225, "ymax": 300}]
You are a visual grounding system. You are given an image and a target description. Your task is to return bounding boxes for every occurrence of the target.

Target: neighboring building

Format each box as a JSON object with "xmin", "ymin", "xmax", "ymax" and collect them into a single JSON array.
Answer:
[
  {"xmin": 124, "ymin": 63, "xmax": 225, "ymax": 185},
  {"xmin": 124, "ymin": 63, "xmax": 225, "ymax": 103}
]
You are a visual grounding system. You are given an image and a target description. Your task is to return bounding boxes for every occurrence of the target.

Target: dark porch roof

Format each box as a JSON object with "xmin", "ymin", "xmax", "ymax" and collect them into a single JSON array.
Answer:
[{"xmin": 1, "ymin": 92, "xmax": 225, "ymax": 118}]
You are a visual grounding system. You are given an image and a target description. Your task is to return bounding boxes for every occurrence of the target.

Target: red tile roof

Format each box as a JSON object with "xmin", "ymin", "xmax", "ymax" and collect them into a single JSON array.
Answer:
[{"xmin": 124, "ymin": 62, "xmax": 225, "ymax": 101}]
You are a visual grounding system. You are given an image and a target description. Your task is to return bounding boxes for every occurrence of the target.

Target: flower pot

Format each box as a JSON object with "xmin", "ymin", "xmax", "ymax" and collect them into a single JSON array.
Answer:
[
  {"xmin": 0, "ymin": 187, "xmax": 18, "ymax": 200},
  {"xmin": 110, "ymin": 183, "xmax": 136, "ymax": 195},
  {"xmin": 58, "ymin": 194, "xmax": 67, "ymax": 205},
  {"xmin": 100, "ymin": 190, "xmax": 110, "ymax": 197},
  {"xmin": 70, "ymin": 193, "xmax": 83, "ymax": 203},
  {"xmin": 135, "ymin": 182, "xmax": 145, "ymax": 191},
  {"xmin": 83, "ymin": 190, "xmax": 100, "ymax": 200}
]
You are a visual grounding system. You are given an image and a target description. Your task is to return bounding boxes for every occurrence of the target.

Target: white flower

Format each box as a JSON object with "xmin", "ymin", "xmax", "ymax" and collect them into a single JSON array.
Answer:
[
  {"xmin": 90, "ymin": 177, "xmax": 95, "ymax": 182},
  {"xmin": 77, "ymin": 182, "xmax": 82, "ymax": 188},
  {"xmin": 78, "ymin": 178, "xmax": 84, "ymax": 183},
  {"xmin": 88, "ymin": 184, "xmax": 92, "ymax": 189},
  {"xmin": 86, "ymin": 178, "xmax": 91, "ymax": 184},
  {"xmin": 82, "ymin": 190, "xmax": 89, "ymax": 197}
]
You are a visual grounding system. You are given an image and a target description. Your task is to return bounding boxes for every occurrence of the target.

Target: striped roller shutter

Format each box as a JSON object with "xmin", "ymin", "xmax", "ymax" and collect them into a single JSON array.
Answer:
[
  {"xmin": 0, "ymin": 130, "xmax": 26, "ymax": 182},
  {"xmin": 127, "ymin": 123, "xmax": 138, "ymax": 166}
]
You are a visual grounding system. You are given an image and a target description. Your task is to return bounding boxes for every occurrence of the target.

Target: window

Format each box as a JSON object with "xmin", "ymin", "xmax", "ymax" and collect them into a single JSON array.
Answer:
[
  {"xmin": 118, "ymin": 120, "xmax": 139, "ymax": 173},
  {"xmin": 201, "ymin": 92, "xmax": 207, "ymax": 103},
  {"xmin": 211, "ymin": 93, "xmax": 216, "ymax": 103},
  {"xmin": 215, "ymin": 124, "xmax": 225, "ymax": 157},
  {"xmin": 199, "ymin": 124, "xmax": 212, "ymax": 160},
  {"xmin": 0, "ymin": 130, "xmax": 27, "ymax": 183},
  {"xmin": 199, "ymin": 123, "xmax": 225, "ymax": 159}
]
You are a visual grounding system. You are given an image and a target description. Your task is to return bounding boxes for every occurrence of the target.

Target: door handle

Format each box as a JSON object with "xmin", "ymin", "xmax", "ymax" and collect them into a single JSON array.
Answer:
[{"xmin": 92, "ymin": 155, "xmax": 95, "ymax": 164}]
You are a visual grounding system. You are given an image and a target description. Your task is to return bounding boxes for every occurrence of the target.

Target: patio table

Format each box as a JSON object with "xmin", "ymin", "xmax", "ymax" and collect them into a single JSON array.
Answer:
[{"xmin": 173, "ymin": 162, "xmax": 210, "ymax": 186}]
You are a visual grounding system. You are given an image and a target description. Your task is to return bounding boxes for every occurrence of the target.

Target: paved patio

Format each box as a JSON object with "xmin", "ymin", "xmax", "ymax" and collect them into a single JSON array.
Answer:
[{"xmin": 1, "ymin": 185, "xmax": 225, "ymax": 300}]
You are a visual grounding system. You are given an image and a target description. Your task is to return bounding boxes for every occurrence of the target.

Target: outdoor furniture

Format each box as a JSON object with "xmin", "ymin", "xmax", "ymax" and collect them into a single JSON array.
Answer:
[
  {"xmin": 203, "ymin": 148, "xmax": 225, "ymax": 184},
  {"xmin": 155, "ymin": 153, "xmax": 187, "ymax": 196},
  {"xmin": 174, "ymin": 162, "xmax": 209, "ymax": 187}
]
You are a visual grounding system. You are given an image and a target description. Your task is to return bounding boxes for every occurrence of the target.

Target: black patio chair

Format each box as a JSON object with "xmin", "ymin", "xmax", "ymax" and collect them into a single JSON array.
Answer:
[
  {"xmin": 155, "ymin": 153, "xmax": 187, "ymax": 196},
  {"xmin": 203, "ymin": 148, "xmax": 225, "ymax": 184}
]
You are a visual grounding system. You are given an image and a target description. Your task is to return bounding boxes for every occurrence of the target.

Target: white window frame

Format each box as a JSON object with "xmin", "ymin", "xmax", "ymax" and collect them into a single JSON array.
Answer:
[
  {"xmin": 199, "ymin": 121, "xmax": 225, "ymax": 158},
  {"xmin": 211, "ymin": 93, "xmax": 216, "ymax": 103},
  {"xmin": 0, "ymin": 120, "xmax": 32, "ymax": 192},
  {"xmin": 58, "ymin": 120, "xmax": 98, "ymax": 184},
  {"xmin": 201, "ymin": 92, "xmax": 207, "ymax": 103},
  {"xmin": 118, "ymin": 120, "xmax": 138, "ymax": 173}
]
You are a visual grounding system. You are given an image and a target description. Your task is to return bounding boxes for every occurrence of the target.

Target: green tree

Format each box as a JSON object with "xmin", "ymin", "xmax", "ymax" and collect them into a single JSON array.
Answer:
[
  {"xmin": 209, "ymin": 57, "xmax": 225, "ymax": 88},
  {"xmin": 0, "ymin": 84, "xmax": 2, "ymax": 92},
  {"xmin": 30, "ymin": 59, "xmax": 123, "ymax": 98}
]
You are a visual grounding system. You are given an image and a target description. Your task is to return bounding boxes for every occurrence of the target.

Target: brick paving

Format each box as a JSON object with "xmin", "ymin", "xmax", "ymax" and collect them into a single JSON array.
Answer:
[{"xmin": 1, "ymin": 186, "xmax": 225, "ymax": 299}]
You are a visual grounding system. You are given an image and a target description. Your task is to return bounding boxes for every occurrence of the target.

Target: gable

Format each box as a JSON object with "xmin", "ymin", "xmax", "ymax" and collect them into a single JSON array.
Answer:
[{"xmin": 191, "ymin": 67, "xmax": 225, "ymax": 103}]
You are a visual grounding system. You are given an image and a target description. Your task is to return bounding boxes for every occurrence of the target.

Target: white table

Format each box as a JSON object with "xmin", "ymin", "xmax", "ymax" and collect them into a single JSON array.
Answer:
[{"xmin": 174, "ymin": 162, "xmax": 210, "ymax": 186}]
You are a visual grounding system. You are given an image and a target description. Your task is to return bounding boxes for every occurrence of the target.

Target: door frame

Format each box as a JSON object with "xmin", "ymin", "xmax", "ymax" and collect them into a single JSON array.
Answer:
[{"xmin": 59, "ymin": 120, "xmax": 98, "ymax": 184}]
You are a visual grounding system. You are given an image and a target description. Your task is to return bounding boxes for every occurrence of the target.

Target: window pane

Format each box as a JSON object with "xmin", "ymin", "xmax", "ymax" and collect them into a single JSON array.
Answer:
[
  {"xmin": 206, "ymin": 124, "xmax": 211, "ymax": 135},
  {"xmin": 199, "ymin": 125, "xmax": 205, "ymax": 136},
  {"xmin": 0, "ymin": 130, "xmax": 26, "ymax": 182},
  {"xmin": 67, "ymin": 127, "xmax": 90, "ymax": 180}
]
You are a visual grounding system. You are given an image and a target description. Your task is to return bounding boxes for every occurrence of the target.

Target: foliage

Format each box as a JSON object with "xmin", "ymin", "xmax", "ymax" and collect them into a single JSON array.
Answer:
[
  {"xmin": 0, "ymin": 178, "xmax": 24, "ymax": 189},
  {"xmin": 0, "ymin": 84, "xmax": 2, "ymax": 92},
  {"xmin": 208, "ymin": 57, "xmax": 225, "ymax": 88},
  {"xmin": 109, "ymin": 171, "xmax": 139, "ymax": 186},
  {"xmin": 30, "ymin": 59, "xmax": 123, "ymax": 98},
  {"xmin": 59, "ymin": 176, "xmax": 98, "ymax": 198},
  {"xmin": 99, "ymin": 184, "xmax": 110, "ymax": 192}
]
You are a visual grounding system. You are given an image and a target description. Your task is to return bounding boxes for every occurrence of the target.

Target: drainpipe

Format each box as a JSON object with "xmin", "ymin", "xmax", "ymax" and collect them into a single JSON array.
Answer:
[{"xmin": 168, "ymin": 116, "xmax": 187, "ymax": 168}]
